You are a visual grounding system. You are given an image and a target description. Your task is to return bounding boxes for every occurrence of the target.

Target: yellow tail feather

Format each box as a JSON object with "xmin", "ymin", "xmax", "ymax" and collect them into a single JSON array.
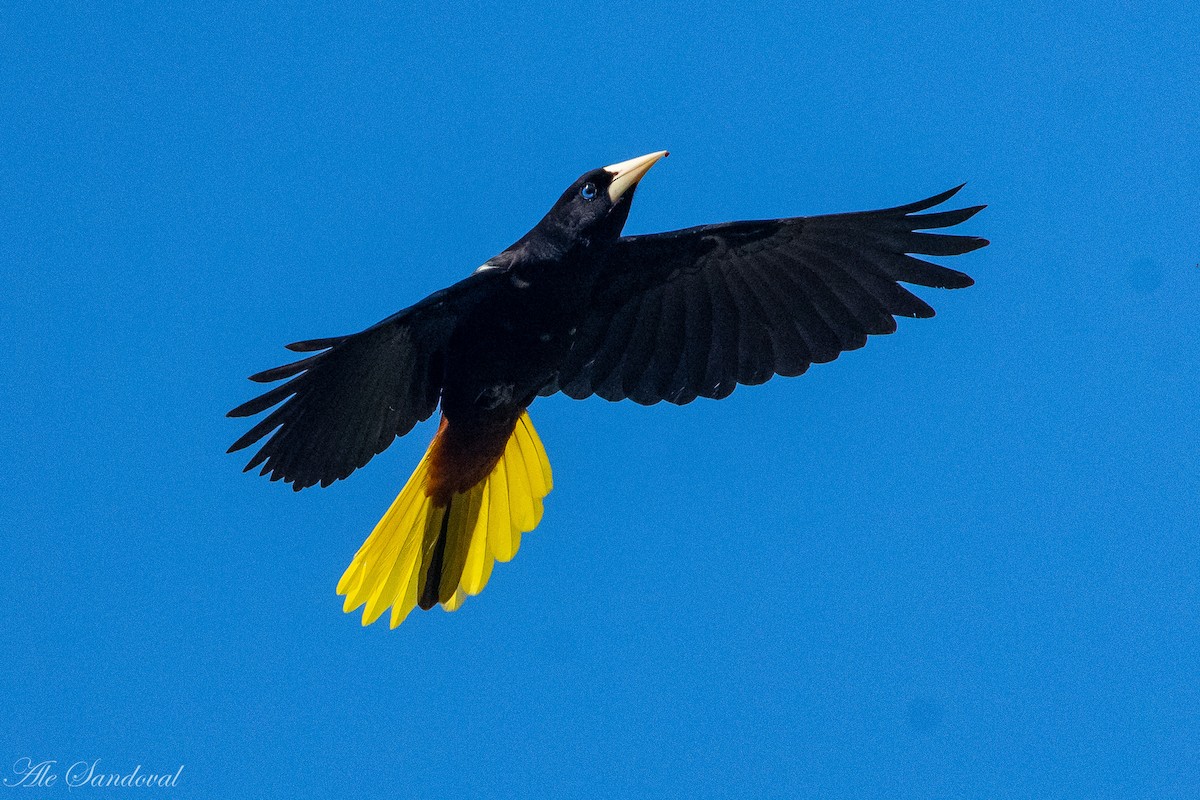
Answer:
[{"xmin": 337, "ymin": 412, "xmax": 552, "ymax": 627}]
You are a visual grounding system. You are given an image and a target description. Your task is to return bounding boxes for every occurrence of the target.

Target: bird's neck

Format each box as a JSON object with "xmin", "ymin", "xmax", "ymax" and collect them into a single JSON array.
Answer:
[{"xmin": 511, "ymin": 223, "xmax": 583, "ymax": 262}]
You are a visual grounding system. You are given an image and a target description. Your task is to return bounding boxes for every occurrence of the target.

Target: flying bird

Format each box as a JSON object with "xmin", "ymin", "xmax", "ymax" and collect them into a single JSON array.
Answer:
[{"xmin": 228, "ymin": 151, "xmax": 988, "ymax": 628}]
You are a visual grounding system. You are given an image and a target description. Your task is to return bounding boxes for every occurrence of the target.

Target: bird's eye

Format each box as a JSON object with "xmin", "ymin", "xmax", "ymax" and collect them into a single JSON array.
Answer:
[{"xmin": 579, "ymin": 182, "xmax": 597, "ymax": 201}]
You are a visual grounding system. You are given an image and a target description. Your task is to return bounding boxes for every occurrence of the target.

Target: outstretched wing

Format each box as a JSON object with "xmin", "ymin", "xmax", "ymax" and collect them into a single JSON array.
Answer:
[
  {"xmin": 547, "ymin": 185, "xmax": 987, "ymax": 405},
  {"xmin": 228, "ymin": 278, "xmax": 484, "ymax": 490}
]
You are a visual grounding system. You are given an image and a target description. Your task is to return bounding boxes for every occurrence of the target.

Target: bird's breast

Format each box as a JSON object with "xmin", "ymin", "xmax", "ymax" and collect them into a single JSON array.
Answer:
[{"xmin": 441, "ymin": 278, "xmax": 586, "ymax": 418}]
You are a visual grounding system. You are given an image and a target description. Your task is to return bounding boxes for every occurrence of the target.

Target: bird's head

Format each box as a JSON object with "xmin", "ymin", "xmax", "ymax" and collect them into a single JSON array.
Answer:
[{"xmin": 514, "ymin": 151, "xmax": 668, "ymax": 258}]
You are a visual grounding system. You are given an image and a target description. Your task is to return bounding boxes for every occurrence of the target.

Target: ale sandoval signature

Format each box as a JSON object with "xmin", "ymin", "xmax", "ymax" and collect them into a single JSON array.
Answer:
[{"xmin": 4, "ymin": 758, "xmax": 183, "ymax": 790}]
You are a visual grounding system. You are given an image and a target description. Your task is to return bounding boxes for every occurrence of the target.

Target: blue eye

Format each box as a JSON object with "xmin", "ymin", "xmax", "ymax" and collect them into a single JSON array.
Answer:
[{"xmin": 580, "ymin": 182, "xmax": 597, "ymax": 201}]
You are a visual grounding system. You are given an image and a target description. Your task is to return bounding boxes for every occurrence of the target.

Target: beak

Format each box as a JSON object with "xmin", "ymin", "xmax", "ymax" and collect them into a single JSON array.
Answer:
[{"xmin": 604, "ymin": 150, "xmax": 668, "ymax": 202}]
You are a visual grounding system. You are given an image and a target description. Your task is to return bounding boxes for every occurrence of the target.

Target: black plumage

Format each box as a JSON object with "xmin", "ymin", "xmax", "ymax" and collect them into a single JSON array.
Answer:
[
  {"xmin": 230, "ymin": 159, "xmax": 984, "ymax": 491},
  {"xmin": 229, "ymin": 151, "xmax": 989, "ymax": 626},
  {"xmin": 550, "ymin": 185, "xmax": 983, "ymax": 405}
]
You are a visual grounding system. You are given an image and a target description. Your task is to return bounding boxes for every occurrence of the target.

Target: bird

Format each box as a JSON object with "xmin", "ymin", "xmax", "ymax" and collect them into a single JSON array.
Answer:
[{"xmin": 228, "ymin": 151, "xmax": 988, "ymax": 628}]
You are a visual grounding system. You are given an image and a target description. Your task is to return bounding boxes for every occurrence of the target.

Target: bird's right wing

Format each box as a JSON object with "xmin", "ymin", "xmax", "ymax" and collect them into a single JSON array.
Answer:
[
  {"xmin": 547, "ymin": 185, "xmax": 987, "ymax": 405},
  {"xmin": 227, "ymin": 276, "xmax": 486, "ymax": 490}
]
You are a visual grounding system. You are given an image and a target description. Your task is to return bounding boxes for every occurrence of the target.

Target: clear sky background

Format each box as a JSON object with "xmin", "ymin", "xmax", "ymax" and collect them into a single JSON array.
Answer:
[{"xmin": 2, "ymin": 2, "xmax": 1197, "ymax": 798}]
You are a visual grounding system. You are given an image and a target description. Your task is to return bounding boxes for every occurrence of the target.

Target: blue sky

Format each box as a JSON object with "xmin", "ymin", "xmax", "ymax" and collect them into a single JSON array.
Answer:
[{"xmin": 2, "ymin": 2, "xmax": 1197, "ymax": 797}]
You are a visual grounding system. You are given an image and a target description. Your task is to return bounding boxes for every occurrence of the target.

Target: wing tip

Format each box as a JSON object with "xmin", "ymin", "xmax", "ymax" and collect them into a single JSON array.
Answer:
[
  {"xmin": 940, "ymin": 269, "xmax": 976, "ymax": 289},
  {"xmin": 897, "ymin": 182, "xmax": 982, "ymax": 215},
  {"xmin": 285, "ymin": 336, "xmax": 344, "ymax": 352},
  {"xmin": 226, "ymin": 402, "xmax": 260, "ymax": 419},
  {"xmin": 907, "ymin": 183, "xmax": 964, "ymax": 212},
  {"xmin": 248, "ymin": 367, "xmax": 287, "ymax": 383}
]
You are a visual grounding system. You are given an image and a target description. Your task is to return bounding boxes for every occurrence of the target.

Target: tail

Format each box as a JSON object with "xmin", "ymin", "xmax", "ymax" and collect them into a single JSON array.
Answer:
[{"xmin": 336, "ymin": 412, "xmax": 552, "ymax": 628}]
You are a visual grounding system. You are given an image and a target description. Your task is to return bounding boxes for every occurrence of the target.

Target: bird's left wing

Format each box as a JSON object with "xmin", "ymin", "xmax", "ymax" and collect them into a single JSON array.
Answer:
[
  {"xmin": 228, "ymin": 276, "xmax": 486, "ymax": 490},
  {"xmin": 546, "ymin": 185, "xmax": 987, "ymax": 405}
]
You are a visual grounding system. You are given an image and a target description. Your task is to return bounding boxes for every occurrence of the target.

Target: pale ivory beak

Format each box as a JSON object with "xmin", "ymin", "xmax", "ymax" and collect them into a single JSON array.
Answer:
[{"xmin": 604, "ymin": 150, "xmax": 668, "ymax": 202}]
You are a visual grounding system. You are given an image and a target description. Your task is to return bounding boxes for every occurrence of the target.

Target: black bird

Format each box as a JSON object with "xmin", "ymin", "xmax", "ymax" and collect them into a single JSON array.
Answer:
[{"xmin": 228, "ymin": 151, "xmax": 988, "ymax": 627}]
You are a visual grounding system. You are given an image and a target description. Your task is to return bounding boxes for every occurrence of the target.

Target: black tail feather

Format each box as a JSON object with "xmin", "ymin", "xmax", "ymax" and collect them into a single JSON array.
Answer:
[{"xmin": 419, "ymin": 501, "xmax": 451, "ymax": 611}]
